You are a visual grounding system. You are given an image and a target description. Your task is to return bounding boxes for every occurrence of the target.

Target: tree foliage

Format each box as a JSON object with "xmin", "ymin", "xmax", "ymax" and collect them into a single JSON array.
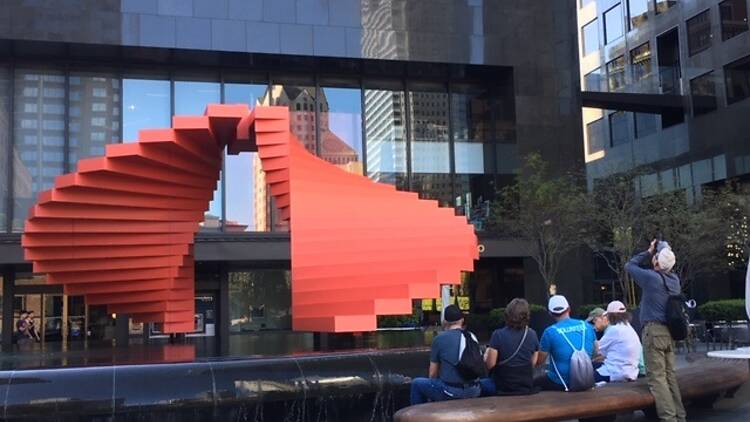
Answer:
[{"xmin": 488, "ymin": 153, "xmax": 589, "ymax": 291}]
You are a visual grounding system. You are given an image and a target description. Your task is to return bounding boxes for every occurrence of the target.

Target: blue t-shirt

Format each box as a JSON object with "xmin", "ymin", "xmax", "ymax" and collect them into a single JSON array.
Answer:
[
  {"xmin": 430, "ymin": 328, "xmax": 465, "ymax": 384},
  {"xmin": 540, "ymin": 318, "xmax": 596, "ymax": 385}
]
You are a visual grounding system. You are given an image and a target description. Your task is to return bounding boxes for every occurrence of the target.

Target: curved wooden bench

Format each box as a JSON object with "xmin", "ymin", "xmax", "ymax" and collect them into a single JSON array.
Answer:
[{"xmin": 394, "ymin": 361, "xmax": 750, "ymax": 422}]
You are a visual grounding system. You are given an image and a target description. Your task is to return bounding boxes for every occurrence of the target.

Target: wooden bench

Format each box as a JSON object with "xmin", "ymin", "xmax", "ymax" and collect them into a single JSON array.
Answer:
[{"xmin": 394, "ymin": 361, "xmax": 750, "ymax": 422}]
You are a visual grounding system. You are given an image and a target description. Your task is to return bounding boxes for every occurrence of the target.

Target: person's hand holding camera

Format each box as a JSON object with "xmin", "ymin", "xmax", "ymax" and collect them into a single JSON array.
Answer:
[{"xmin": 648, "ymin": 238, "xmax": 658, "ymax": 255}]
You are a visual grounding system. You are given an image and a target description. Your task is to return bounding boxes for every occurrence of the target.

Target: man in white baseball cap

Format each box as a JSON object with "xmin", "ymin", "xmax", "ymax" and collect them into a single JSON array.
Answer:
[
  {"xmin": 625, "ymin": 240, "xmax": 686, "ymax": 421},
  {"xmin": 535, "ymin": 295, "xmax": 597, "ymax": 391}
]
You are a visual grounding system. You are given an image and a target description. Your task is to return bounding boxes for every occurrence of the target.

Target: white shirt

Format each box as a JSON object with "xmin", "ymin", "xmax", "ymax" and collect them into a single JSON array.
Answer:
[{"xmin": 597, "ymin": 322, "xmax": 642, "ymax": 382}]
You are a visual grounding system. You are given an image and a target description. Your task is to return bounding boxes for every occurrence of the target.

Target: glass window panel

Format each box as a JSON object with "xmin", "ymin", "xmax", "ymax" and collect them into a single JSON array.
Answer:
[
  {"xmin": 655, "ymin": 0, "xmax": 677, "ymax": 14},
  {"xmin": 725, "ymin": 55, "xmax": 750, "ymax": 105},
  {"xmin": 229, "ymin": 270, "xmax": 291, "ymax": 332},
  {"xmin": 364, "ymin": 88, "xmax": 408, "ymax": 189},
  {"xmin": 687, "ymin": 10, "xmax": 712, "ymax": 56},
  {"xmin": 122, "ymin": 78, "xmax": 170, "ymax": 142},
  {"xmin": 586, "ymin": 118, "xmax": 605, "ymax": 154},
  {"xmin": 584, "ymin": 68, "xmax": 604, "ymax": 91},
  {"xmin": 582, "ymin": 20, "xmax": 600, "ymax": 56},
  {"xmin": 68, "ymin": 73, "xmax": 121, "ymax": 163},
  {"xmin": 628, "ymin": 0, "xmax": 649, "ymax": 29},
  {"xmin": 604, "ymin": 4, "xmax": 625, "ymax": 44},
  {"xmin": 720, "ymin": 0, "xmax": 749, "ymax": 41},
  {"xmin": 409, "ymin": 90, "xmax": 451, "ymax": 206},
  {"xmin": 660, "ymin": 169, "xmax": 676, "ymax": 191},
  {"xmin": 319, "ymin": 87, "xmax": 363, "ymax": 174},
  {"xmin": 635, "ymin": 112, "xmax": 659, "ymax": 138},
  {"xmin": 692, "ymin": 158, "xmax": 712, "ymax": 185},
  {"xmin": 713, "ymin": 154, "xmax": 727, "ymax": 180},
  {"xmin": 13, "ymin": 69, "xmax": 66, "ymax": 232},
  {"xmin": 677, "ymin": 163, "xmax": 692, "ymax": 188},
  {"xmin": 452, "ymin": 86, "xmax": 496, "ymax": 229},
  {"xmin": 630, "ymin": 42, "xmax": 652, "ymax": 82},
  {"xmin": 224, "ymin": 82, "xmax": 268, "ymax": 232},
  {"xmin": 0, "ymin": 66, "xmax": 9, "ymax": 231},
  {"xmin": 609, "ymin": 111, "xmax": 630, "ymax": 146},
  {"xmin": 640, "ymin": 172, "xmax": 659, "ymax": 196},
  {"xmin": 690, "ymin": 72, "xmax": 717, "ymax": 116},
  {"xmin": 174, "ymin": 80, "xmax": 222, "ymax": 232},
  {"xmin": 607, "ymin": 55, "xmax": 626, "ymax": 91}
]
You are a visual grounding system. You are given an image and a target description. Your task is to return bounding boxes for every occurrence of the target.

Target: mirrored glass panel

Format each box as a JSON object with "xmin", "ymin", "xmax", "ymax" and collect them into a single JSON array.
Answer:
[
  {"xmin": 224, "ymin": 82, "xmax": 267, "ymax": 232},
  {"xmin": 630, "ymin": 42, "xmax": 652, "ymax": 82},
  {"xmin": 655, "ymin": 0, "xmax": 677, "ymax": 14},
  {"xmin": 174, "ymin": 80, "xmax": 222, "ymax": 232},
  {"xmin": 584, "ymin": 68, "xmax": 604, "ymax": 91},
  {"xmin": 609, "ymin": 111, "xmax": 630, "ymax": 146},
  {"xmin": 229, "ymin": 270, "xmax": 291, "ymax": 332},
  {"xmin": 13, "ymin": 69, "xmax": 66, "ymax": 232},
  {"xmin": 607, "ymin": 55, "xmax": 626, "ymax": 91},
  {"xmin": 68, "ymin": 72, "xmax": 121, "ymax": 164},
  {"xmin": 319, "ymin": 87, "xmax": 363, "ymax": 174},
  {"xmin": 452, "ymin": 86, "xmax": 495, "ymax": 229},
  {"xmin": 409, "ymin": 89, "xmax": 451, "ymax": 206},
  {"xmin": 122, "ymin": 78, "xmax": 170, "ymax": 142},
  {"xmin": 586, "ymin": 118, "xmax": 605, "ymax": 154},
  {"xmin": 635, "ymin": 112, "xmax": 659, "ymax": 138},
  {"xmin": 364, "ymin": 88, "xmax": 408, "ymax": 189}
]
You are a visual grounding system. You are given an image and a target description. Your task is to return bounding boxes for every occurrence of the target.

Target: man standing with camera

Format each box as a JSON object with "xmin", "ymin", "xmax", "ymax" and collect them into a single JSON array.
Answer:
[{"xmin": 625, "ymin": 239, "xmax": 686, "ymax": 422}]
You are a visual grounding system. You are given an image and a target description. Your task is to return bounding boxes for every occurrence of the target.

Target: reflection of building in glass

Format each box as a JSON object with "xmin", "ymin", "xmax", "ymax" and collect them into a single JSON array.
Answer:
[
  {"xmin": 365, "ymin": 90, "xmax": 406, "ymax": 184},
  {"xmin": 254, "ymin": 85, "xmax": 362, "ymax": 231}
]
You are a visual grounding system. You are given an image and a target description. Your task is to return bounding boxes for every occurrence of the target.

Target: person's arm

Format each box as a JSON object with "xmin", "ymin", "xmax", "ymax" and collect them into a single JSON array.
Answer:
[
  {"xmin": 598, "ymin": 330, "xmax": 613, "ymax": 359},
  {"xmin": 484, "ymin": 347, "xmax": 498, "ymax": 371},
  {"xmin": 428, "ymin": 362, "xmax": 439, "ymax": 379},
  {"xmin": 530, "ymin": 351, "xmax": 540, "ymax": 367},
  {"xmin": 536, "ymin": 329, "xmax": 550, "ymax": 368}
]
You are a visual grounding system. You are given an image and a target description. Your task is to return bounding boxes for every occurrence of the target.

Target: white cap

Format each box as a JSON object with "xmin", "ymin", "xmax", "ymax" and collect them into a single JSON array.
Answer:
[
  {"xmin": 548, "ymin": 295, "xmax": 570, "ymax": 314},
  {"xmin": 657, "ymin": 248, "xmax": 676, "ymax": 272},
  {"xmin": 605, "ymin": 300, "xmax": 627, "ymax": 315}
]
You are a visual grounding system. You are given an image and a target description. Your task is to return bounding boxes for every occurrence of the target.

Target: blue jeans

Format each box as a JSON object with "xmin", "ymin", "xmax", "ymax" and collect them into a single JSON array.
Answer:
[
  {"xmin": 409, "ymin": 377, "xmax": 481, "ymax": 405},
  {"xmin": 479, "ymin": 377, "xmax": 496, "ymax": 396},
  {"xmin": 593, "ymin": 361, "xmax": 610, "ymax": 383}
]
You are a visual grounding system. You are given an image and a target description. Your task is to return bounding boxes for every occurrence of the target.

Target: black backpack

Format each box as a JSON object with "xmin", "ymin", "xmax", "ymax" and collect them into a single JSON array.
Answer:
[
  {"xmin": 456, "ymin": 329, "xmax": 486, "ymax": 381},
  {"xmin": 658, "ymin": 272, "xmax": 689, "ymax": 341}
]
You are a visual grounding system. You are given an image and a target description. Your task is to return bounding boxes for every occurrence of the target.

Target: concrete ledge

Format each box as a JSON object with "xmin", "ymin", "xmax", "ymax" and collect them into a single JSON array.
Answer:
[{"xmin": 394, "ymin": 361, "xmax": 750, "ymax": 422}]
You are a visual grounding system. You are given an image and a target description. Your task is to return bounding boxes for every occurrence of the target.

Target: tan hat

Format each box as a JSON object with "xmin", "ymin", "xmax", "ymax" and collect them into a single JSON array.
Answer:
[{"xmin": 604, "ymin": 300, "xmax": 627, "ymax": 315}]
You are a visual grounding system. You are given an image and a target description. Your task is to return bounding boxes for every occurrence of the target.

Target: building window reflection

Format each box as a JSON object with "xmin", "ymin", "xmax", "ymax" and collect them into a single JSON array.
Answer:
[
  {"xmin": 13, "ymin": 69, "xmax": 66, "ymax": 232},
  {"xmin": 364, "ymin": 88, "xmax": 408, "ymax": 189},
  {"xmin": 122, "ymin": 78, "xmax": 170, "ymax": 142},
  {"xmin": 628, "ymin": 0, "xmax": 649, "ymax": 30},
  {"xmin": 174, "ymin": 79, "xmax": 222, "ymax": 232},
  {"xmin": 586, "ymin": 118, "xmax": 605, "ymax": 154},
  {"xmin": 655, "ymin": 0, "xmax": 677, "ymax": 15},
  {"xmin": 630, "ymin": 42, "xmax": 652, "ymax": 82},
  {"xmin": 584, "ymin": 68, "xmax": 604, "ymax": 91},
  {"xmin": 68, "ymin": 73, "xmax": 121, "ymax": 164},
  {"xmin": 609, "ymin": 111, "xmax": 630, "ymax": 146},
  {"xmin": 409, "ymin": 89, "xmax": 451, "ymax": 206},
  {"xmin": 452, "ymin": 85, "xmax": 495, "ymax": 230},
  {"xmin": 319, "ymin": 86, "xmax": 363, "ymax": 174},
  {"xmin": 229, "ymin": 270, "xmax": 291, "ymax": 332},
  {"xmin": 604, "ymin": 4, "xmax": 625, "ymax": 44},
  {"xmin": 582, "ymin": 19, "xmax": 600, "ymax": 56},
  {"xmin": 224, "ymin": 81, "xmax": 268, "ymax": 232}
]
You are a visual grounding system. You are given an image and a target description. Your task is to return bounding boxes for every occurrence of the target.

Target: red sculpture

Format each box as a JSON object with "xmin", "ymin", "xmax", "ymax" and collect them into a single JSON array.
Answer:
[{"xmin": 22, "ymin": 105, "xmax": 478, "ymax": 333}]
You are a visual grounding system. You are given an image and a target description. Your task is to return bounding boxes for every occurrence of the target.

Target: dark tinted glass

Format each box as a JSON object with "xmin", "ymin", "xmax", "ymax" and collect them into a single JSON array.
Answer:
[
  {"xmin": 687, "ymin": 10, "xmax": 712, "ymax": 56},
  {"xmin": 586, "ymin": 118, "xmax": 605, "ymax": 154},
  {"xmin": 725, "ymin": 55, "xmax": 750, "ymax": 104},
  {"xmin": 690, "ymin": 72, "xmax": 717, "ymax": 115},
  {"xmin": 630, "ymin": 42, "xmax": 652, "ymax": 82},
  {"xmin": 409, "ymin": 90, "xmax": 451, "ymax": 206},
  {"xmin": 607, "ymin": 55, "xmax": 626, "ymax": 91},
  {"xmin": 720, "ymin": 0, "xmax": 749, "ymax": 41},
  {"xmin": 0, "ymin": 66, "xmax": 8, "ymax": 231},
  {"xmin": 634, "ymin": 112, "xmax": 658, "ymax": 138},
  {"xmin": 609, "ymin": 111, "xmax": 630, "ymax": 146},
  {"xmin": 229, "ymin": 270, "xmax": 291, "ymax": 332}
]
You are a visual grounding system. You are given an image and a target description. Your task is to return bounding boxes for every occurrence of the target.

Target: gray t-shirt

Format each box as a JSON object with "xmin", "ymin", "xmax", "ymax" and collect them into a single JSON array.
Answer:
[
  {"xmin": 489, "ymin": 326, "xmax": 539, "ymax": 368},
  {"xmin": 625, "ymin": 250, "xmax": 681, "ymax": 324},
  {"xmin": 430, "ymin": 328, "xmax": 466, "ymax": 384}
]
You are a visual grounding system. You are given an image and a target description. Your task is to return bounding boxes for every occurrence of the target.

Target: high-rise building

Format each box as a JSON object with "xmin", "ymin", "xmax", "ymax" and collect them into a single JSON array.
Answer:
[{"xmin": 577, "ymin": 0, "xmax": 750, "ymax": 299}]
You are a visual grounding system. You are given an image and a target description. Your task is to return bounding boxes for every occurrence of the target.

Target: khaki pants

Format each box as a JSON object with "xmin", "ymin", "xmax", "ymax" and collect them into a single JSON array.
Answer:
[{"xmin": 642, "ymin": 323, "xmax": 686, "ymax": 422}]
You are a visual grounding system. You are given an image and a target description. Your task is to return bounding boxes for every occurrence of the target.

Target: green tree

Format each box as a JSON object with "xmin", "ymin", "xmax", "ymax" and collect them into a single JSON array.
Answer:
[{"xmin": 488, "ymin": 153, "xmax": 589, "ymax": 292}]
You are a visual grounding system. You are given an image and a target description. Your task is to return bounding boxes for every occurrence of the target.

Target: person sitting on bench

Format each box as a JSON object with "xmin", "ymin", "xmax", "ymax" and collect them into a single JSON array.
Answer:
[
  {"xmin": 593, "ymin": 300, "xmax": 642, "ymax": 383},
  {"xmin": 535, "ymin": 295, "xmax": 597, "ymax": 391},
  {"xmin": 480, "ymin": 298, "xmax": 540, "ymax": 396},
  {"xmin": 410, "ymin": 305, "xmax": 481, "ymax": 404}
]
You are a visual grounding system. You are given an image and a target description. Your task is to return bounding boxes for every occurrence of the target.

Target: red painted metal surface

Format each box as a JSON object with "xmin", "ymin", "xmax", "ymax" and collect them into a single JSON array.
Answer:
[{"xmin": 22, "ymin": 105, "xmax": 478, "ymax": 333}]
